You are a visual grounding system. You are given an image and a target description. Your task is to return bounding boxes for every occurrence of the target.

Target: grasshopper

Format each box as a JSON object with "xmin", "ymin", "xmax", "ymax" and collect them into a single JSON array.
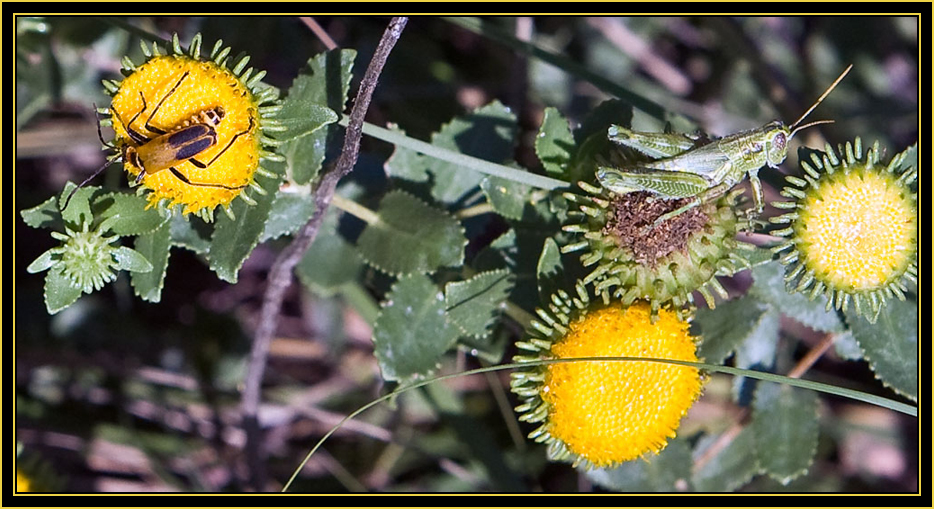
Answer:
[{"xmin": 597, "ymin": 65, "xmax": 852, "ymax": 227}]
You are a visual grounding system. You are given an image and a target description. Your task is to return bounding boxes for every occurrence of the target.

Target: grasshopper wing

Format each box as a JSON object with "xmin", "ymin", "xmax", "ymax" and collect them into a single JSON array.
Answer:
[{"xmin": 597, "ymin": 166, "xmax": 710, "ymax": 199}]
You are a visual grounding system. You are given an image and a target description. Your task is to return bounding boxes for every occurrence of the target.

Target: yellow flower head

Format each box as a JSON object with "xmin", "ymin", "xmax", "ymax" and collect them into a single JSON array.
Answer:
[
  {"xmin": 771, "ymin": 139, "xmax": 917, "ymax": 323},
  {"xmin": 102, "ymin": 34, "xmax": 281, "ymax": 220},
  {"xmin": 17, "ymin": 469, "xmax": 31, "ymax": 493},
  {"xmin": 512, "ymin": 284, "xmax": 704, "ymax": 469}
]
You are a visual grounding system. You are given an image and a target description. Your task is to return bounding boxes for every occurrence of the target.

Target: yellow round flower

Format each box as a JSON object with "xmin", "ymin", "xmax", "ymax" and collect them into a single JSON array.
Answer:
[
  {"xmin": 102, "ymin": 34, "xmax": 281, "ymax": 220},
  {"xmin": 771, "ymin": 138, "xmax": 917, "ymax": 322},
  {"xmin": 17, "ymin": 469, "xmax": 31, "ymax": 492},
  {"xmin": 512, "ymin": 284, "xmax": 704, "ymax": 469}
]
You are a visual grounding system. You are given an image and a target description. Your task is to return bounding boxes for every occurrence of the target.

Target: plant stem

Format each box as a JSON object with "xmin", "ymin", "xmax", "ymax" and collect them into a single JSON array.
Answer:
[
  {"xmin": 241, "ymin": 16, "xmax": 408, "ymax": 492},
  {"xmin": 354, "ymin": 119, "xmax": 570, "ymax": 191},
  {"xmin": 331, "ymin": 194, "xmax": 381, "ymax": 224}
]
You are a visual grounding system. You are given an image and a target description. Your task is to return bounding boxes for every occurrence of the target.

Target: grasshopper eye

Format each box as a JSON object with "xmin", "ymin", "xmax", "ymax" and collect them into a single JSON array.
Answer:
[
  {"xmin": 773, "ymin": 132, "xmax": 787, "ymax": 151},
  {"xmin": 766, "ymin": 131, "xmax": 788, "ymax": 165}
]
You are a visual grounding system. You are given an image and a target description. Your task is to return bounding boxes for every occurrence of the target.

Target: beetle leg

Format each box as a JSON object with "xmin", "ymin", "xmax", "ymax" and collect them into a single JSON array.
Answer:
[
  {"xmin": 113, "ymin": 94, "xmax": 152, "ymax": 145},
  {"xmin": 188, "ymin": 117, "xmax": 254, "ymax": 169},
  {"xmin": 168, "ymin": 167, "xmax": 247, "ymax": 190},
  {"xmin": 143, "ymin": 70, "xmax": 190, "ymax": 136}
]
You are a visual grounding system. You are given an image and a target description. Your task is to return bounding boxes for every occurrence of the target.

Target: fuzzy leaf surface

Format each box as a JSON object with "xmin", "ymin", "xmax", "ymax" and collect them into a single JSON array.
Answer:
[
  {"xmin": 356, "ymin": 191, "xmax": 466, "ymax": 276},
  {"xmin": 207, "ymin": 166, "xmax": 281, "ymax": 283},
  {"xmin": 425, "ymin": 100, "xmax": 517, "ymax": 204},
  {"xmin": 278, "ymin": 49, "xmax": 356, "ymax": 184},
  {"xmin": 846, "ymin": 298, "xmax": 918, "ymax": 401},
  {"xmin": 750, "ymin": 262, "xmax": 843, "ymax": 333},
  {"xmin": 444, "ymin": 269, "xmax": 514, "ymax": 338},
  {"xmin": 694, "ymin": 297, "xmax": 768, "ymax": 365},
  {"xmin": 43, "ymin": 267, "xmax": 82, "ymax": 315},
  {"xmin": 693, "ymin": 427, "xmax": 761, "ymax": 492},
  {"xmin": 295, "ymin": 209, "xmax": 362, "ymax": 296},
  {"xmin": 99, "ymin": 192, "xmax": 168, "ymax": 236},
  {"xmin": 752, "ymin": 382, "xmax": 819, "ymax": 484},
  {"xmin": 130, "ymin": 220, "xmax": 171, "ymax": 303},
  {"xmin": 535, "ymin": 107, "xmax": 574, "ymax": 177},
  {"xmin": 372, "ymin": 273, "xmax": 460, "ymax": 381}
]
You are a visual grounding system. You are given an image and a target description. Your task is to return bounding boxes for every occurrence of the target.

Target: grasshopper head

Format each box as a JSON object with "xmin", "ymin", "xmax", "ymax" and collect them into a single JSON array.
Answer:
[{"xmin": 763, "ymin": 121, "xmax": 791, "ymax": 168}]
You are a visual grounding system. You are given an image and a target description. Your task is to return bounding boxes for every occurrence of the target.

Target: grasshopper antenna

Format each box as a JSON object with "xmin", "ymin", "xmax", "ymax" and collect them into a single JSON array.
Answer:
[
  {"xmin": 789, "ymin": 119, "xmax": 836, "ymax": 140},
  {"xmin": 789, "ymin": 64, "xmax": 852, "ymax": 131}
]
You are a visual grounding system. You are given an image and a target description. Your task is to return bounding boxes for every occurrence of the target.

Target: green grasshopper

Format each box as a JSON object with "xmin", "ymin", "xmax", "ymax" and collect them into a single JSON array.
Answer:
[{"xmin": 597, "ymin": 65, "xmax": 852, "ymax": 227}]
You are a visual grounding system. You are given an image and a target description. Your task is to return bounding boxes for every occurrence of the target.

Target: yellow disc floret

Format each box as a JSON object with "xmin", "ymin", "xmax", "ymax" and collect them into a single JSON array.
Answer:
[{"xmin": 542, "ymin": 302, "xmax": 702, "ymax": 467}]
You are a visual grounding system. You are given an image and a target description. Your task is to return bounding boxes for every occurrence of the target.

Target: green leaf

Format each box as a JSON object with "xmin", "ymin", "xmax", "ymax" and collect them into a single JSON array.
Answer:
[
  {"xmin": 443, "ymin": 269, "xmax": 514, "ymax": 339},
  {"xmin": 385, "ymin": 123, "xmax": 431, "ymax": 182},
  {"xmin": 507, "ymin": 227, "xmax": 563, "ymax": 312},
  {"xmin": 750, "ymin": 262, "xmax": 843, "ymax": 333},
  {"xmin": 20, "ymin": 195, "xmax": 60, "ymax": 230},
  {"xmin": 112, "ymin": 246, "xmax": 153, "ymax": 273},
  {"xmin": 694, "ymin": 297, "xmax": 768, "ymax": 365},
  {"xmin": 27, "ymin": 249, "xmax": 58, "ymax": 274},
  {"xmin": 569, "ymin": 99, "xmax": 633, "ymax": 184},
  {"xmin": 587, "ymin": 435, "xmax": 693, "ymax": 492},
  {"xmin": 535, "ymin": 107, "xmax": 574, "ymax": 177},
  {"xmin": 473, "ymin": 228, "xmax": 516, "ymax": 273},
  {"xmin": 831, "ymin": 330, "xmax": 864, "ymax": 361},
  {"xmin": 271, "ymin": 101, "xmax": 338, "ymax": 142},
  {"xmin": 575, "ymin": 98, "xmax": 634, "ymax": 145},
  {"xmin": 732, "ymin": 309, "xmax": 781, "ymax": 403},
  {"xmin": 130, "ymin": 220, "xmax": 171, "ymax": 303},
  {"xmin": 44, "ymin": 266, "xmax": 82, "ymax": 314},
  {"xmin": 692, "ymin": 427, "xmax": 761, "ymax": 492},
  {"xmin": 207, "ymin": 168, "xmax": 281, "ymax": 283},
  {"xmin": 751, "ymin": 382, "xmax": 818, "ymax": 485},
  {"xmin": 59, "ymin": 183, "xmax": 99, "ymax": 226},
  {"xmin": 845, "ymin": 298, "xmax": 918, "ymax": 401},
  {"xmin": 294, "ymin": 209, "xmax": 362, "ymax": 297},
  {"xmin": 99, "ymin": 192, "xmax": 167, "ymax": 236},
  {"xmin": 169, "ymin": 214, "xmax": 211, "ymax": 255},
  {"xmin": 456, "ymin": 326, "xmax": 509, "ymax": 364},
  {"xmin": 356, "ymin": 190, "xmax": 466, "ymax": 276},
  {"xmin": 536, "ymin": 237, "xmax": 563, "ymax": 302},
  {"xmin": 479, "ymin": 174, "xmax": 531, "ymax": 220},
  {"xmin": 260, "ymin": 190, "xmax": 317, "ymax": 242},
  {"xmin": 276, "ymin": 48, "xmax": 355, "ymax": 141},
  {"xmin": 279, "ymin": 133, "xmax": 328, "ymax": 185},
  {"xmin": 426, "ymin": 100, "xmax": 517, "ymax": 204},
  {"xmin": 751, "ymin": 382, "xmax": 819, "ymax": 485},
  {"xmin": 372, "ymin": 273, "xmax": 460, "ymax": 381},
  {"xmin": 278, "ymin": 49, "xmax": 356, "ymax": 184}
]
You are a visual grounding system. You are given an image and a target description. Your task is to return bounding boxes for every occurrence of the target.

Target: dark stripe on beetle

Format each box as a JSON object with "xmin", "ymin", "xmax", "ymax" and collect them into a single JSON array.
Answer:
[
  {"xmin": 175, "ymin": 136, "xmax": 215, "ymax": 160},
  {"xmin": 168, "ymin": 125, "xmax": 214, "ymax": 146}
]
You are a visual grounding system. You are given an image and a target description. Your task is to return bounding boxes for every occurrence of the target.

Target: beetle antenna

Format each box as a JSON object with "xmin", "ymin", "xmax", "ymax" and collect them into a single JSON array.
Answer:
[
  {"xmin": 790, "ymin": 64, "xmax": 852, "ymax": 130},
  {"xmin": 61, "ymin": 159, "xmax": 115, "ymax": 211}
]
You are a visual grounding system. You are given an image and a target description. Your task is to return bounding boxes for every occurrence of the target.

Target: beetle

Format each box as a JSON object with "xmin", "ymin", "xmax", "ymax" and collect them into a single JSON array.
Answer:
[
  {"xmin": 596, "ymin": 65, "xmax": 852, "ymax": 228},
  {"xmin": 62, "ymin": 70, "xmax": 252, "ymax": 210}
]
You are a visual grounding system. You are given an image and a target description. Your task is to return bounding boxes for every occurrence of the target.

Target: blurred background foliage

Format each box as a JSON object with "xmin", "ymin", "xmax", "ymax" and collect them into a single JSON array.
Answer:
[{"xmin": 16, "ymin": 16, "xmax": 917, "ymax": 493}]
